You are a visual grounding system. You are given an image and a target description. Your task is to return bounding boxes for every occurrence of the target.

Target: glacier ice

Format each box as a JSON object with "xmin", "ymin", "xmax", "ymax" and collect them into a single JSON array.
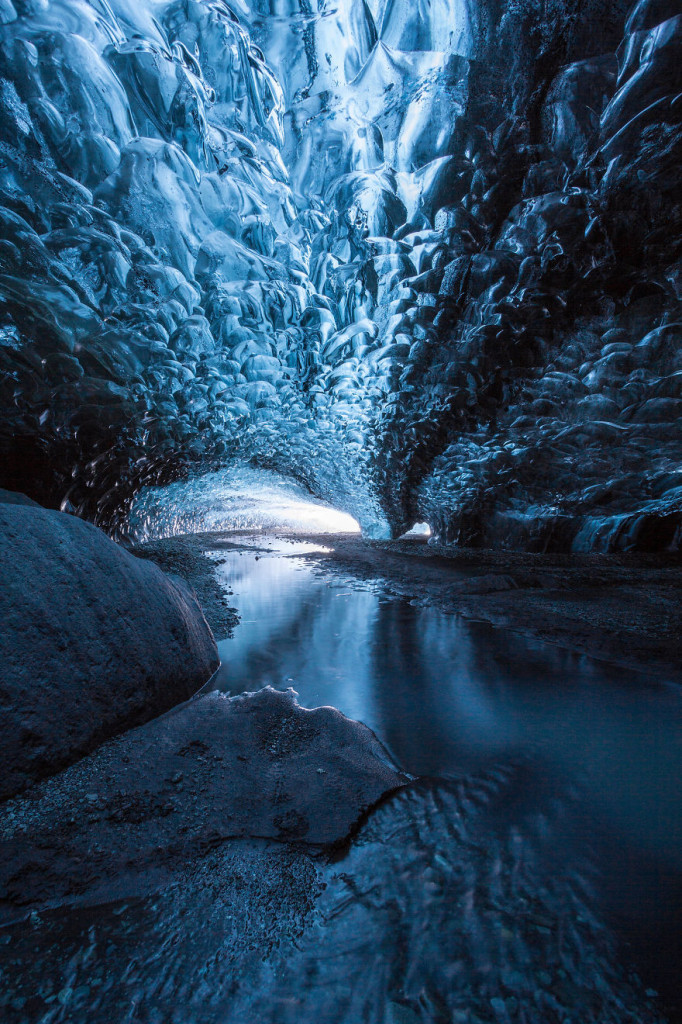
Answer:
[
  {"xmin": 129, "ymin": 465, "xmax": 361, "ymax": 538},
  {"xmin": 0, "ymin": 0, "xmax": 680, "ymax": 549}
]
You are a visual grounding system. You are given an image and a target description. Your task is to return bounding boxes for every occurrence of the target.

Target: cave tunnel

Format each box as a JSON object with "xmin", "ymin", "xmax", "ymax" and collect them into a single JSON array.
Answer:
[
  {"xmin": 1, "ymin": 0, "xmax": 682, "ymax": 1021},
  {"xmin": 1, "ymin": 0, "xmax": 680, "ymax": 551}
]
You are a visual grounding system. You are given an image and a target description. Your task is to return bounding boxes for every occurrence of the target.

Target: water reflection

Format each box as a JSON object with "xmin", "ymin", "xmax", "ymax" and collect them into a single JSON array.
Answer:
[
  {"xmin": 2, "ymin": 535, "xmax": 680, "ymax": 1023},
  {"xmin": 209, "ymin": 537, "xmax": 682, "ymax": 867},
  {"xmin": 205, "ymin": 535, "xmax": 682, "ymax": 1016}
]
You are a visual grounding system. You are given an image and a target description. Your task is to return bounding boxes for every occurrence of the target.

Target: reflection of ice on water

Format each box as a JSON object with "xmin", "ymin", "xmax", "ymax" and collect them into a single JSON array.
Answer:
[
  {"xmin": 209, "ymin": 538, "xmax": 379, "ymax": 728},
  {"xmin": 209, "ymin": 536, "xmax": 682, "ymax": 868},
  {"xmin": 202, "ymin": 537, "xmax": 682, "ymax": 1016}
]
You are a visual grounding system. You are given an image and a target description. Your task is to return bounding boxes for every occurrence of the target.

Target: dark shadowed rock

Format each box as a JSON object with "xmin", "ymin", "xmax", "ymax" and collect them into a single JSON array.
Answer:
[
  {"xmin": 0, "ymin": 489, "xmax": 40, "ymax": 507},
  {"xmin": 0, "ymin": 502, "xmax": 219, "ymax": 801},
  {"xmin": 0, "ymin": 687, "xmax": 407, "ymax": 919}
]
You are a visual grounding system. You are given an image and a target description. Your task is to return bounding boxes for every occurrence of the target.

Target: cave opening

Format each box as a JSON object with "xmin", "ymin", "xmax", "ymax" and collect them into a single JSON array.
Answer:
[
  {"xmin": 401, "ymin": 521, "xmax": 432, "ymax": 537},
  {"xmin": 129, "ymin": 465, "xmax": 362, "ymax": 539}
]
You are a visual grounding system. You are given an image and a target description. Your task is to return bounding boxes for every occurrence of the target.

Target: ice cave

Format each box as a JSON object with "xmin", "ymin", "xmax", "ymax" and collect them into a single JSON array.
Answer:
[{"xmin": 0, "ymin": 0, "xmax": 681, "ymax": 1020}]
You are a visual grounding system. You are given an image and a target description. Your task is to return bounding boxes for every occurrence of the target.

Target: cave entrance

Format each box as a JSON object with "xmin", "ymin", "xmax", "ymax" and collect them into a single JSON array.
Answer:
[
  {"xmin": 128, "ymin": 466, "xmax": 361, "ymax": 540},
  {"xmin": 400, "ymin": 522, "xmax": 432, "ymax": 538}
]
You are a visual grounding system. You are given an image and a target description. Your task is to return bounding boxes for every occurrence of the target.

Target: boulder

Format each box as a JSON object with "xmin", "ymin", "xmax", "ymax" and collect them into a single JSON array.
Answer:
[
  {"xmin": 0, "ymin": 488, "xmax": 40, "ymax": 507},
  {"xmin": 0, "ymin": 687, "xmax": 408, "ymax": 918},
  {"xmin": 0, "ymin": 500, "xmax": 219, "ymax": 800}
]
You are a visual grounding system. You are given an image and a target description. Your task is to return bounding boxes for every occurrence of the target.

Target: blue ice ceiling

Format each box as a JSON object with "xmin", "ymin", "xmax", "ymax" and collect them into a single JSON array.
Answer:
[{"xmin": 1, "ymin": 0, "xmax": 681, "ymax": 549}]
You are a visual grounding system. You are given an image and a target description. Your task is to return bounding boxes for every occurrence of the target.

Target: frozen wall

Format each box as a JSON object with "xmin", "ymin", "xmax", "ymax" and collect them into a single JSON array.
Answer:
[{"xmin": 0, "ymin": 0, "xmax": 680, "ymax": 549}]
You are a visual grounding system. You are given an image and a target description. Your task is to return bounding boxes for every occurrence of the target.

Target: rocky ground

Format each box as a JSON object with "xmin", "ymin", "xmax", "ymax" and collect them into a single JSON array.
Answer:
[
  {"xmin": 132, "ymin": 533, "xmax": 240, "ymax": 641},
  {"xmin": 0, "ymin": 687, "xmax": 406, "ymax": 925},
  {"xmin": 0, "ymin": 736, "xmax": 666, "ymax": 1024}
]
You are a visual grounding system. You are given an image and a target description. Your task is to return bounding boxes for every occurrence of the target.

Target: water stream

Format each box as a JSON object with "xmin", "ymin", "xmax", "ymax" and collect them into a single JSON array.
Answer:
[{"xmin": 208, "ymin": 535, "xmax": 682, "ymax": 1018}]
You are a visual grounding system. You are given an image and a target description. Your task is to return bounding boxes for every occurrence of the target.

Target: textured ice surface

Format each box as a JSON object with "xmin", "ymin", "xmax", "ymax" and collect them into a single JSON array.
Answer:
[
  {"xmin": 129, "ymin": 465, "xmax": 361, "ymax": 538},
  {"xmin": 0, "ymin": 0, "xmax": 473, "ymax": 538},
  {"xmin": 0, "ymin": 0, "xmax": 680, "ymax": 548}
]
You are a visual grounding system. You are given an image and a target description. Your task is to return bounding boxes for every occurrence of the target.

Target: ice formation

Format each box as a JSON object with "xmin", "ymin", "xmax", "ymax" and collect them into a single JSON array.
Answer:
[
  {"xmin": 129, "ymin": 465, "xmax": 361, "ymax": 537},
  {"xmin": 0, "ymin": 0, "xmax": 680, "ymax": 548}
]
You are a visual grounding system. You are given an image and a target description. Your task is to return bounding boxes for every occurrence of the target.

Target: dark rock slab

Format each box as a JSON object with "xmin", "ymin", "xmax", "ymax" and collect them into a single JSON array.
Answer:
[
  {"xmin": 0, "ymin": 489, "xmax": 40, "ymax": 507},
  {"xmin": 0, "ymin": 502, "xmax": 219, "ymax": 801},
  {"xmin": 0, "ymin": 687, "xmax": 407, "ymax": 920}
]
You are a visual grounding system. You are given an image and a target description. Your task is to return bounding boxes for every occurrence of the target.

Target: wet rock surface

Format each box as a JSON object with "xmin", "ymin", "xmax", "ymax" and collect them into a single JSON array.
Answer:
[
  {"xmin": 0, "ymin": 500, "xmax": 219, "ymax": 800},
  {"xmin": 0, "ymin": 687, "xmax": 407, "ymax": 921}
]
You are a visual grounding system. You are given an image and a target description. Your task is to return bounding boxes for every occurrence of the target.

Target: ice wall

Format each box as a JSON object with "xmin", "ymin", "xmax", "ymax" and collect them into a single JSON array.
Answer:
[
  {"xmin": 0, "ymin": 0, "xmax": 477, "ymax": 537},
  {"xmin": 385, "ymin": 0, "xmax": 682, "ymax": 551},
  {"xmin": 0, "ymin": 0, "xmax": 680, "ymax": 549}
]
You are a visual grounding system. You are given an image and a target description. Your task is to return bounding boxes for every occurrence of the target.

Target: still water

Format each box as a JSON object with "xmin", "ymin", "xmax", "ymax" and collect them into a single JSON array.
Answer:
[{"xmin": 208, "ymin": 535, "xmax": 682, "ymax": 1018}]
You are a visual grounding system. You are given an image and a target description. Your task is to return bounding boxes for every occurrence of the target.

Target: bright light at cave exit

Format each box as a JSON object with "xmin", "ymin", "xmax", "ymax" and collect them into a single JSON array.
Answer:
[
  {"xmin": 129, "ymin": 467, "xmax": 362, "ymax": 538},
  {"xmin": 402, "ymin": 523, "xmax": 432, "ymax": 537},
  {"xmin": 265, "ymin": 500, "xmax": 361, "ymax": 533}
]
